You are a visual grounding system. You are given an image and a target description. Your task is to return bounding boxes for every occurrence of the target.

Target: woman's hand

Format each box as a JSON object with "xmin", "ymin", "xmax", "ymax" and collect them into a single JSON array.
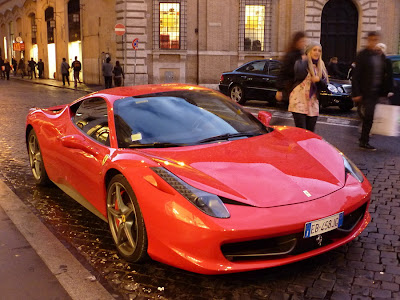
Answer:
[{"xmin": 311, "ymin": 76, "xmax": 320, "ymax": 83}]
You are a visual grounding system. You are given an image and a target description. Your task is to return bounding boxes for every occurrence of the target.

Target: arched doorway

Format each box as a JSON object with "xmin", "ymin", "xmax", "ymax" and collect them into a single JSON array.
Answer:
[{"xmin": 321, "ymin": 0, "xmax": 358, "ymax": 67}]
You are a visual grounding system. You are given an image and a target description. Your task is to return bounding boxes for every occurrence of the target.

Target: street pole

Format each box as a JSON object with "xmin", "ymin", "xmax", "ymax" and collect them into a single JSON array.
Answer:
[{"xmin": 134, "ymin": 48, "xmax": 137, "ymax": 85}]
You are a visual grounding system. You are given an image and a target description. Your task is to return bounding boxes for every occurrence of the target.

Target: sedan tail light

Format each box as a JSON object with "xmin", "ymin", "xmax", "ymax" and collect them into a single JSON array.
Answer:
[{"xmin": 220, "ymin": 75, "xmax": 224, "ymax": 82}]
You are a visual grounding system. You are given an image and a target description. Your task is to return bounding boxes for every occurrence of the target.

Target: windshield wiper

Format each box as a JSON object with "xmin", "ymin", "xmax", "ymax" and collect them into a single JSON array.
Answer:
[
  {"xmin": 196, "ymin": 132, "xmax": 258, "ymax": 144},
  {"xmin": 128, "ymin": 142, "xmax": 186, "ymax": 148}
]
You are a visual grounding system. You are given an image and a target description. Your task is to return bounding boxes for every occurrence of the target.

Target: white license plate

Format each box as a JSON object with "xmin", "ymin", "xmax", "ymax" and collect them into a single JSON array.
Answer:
[{"xmin": 304, "ymin": 212, "xmax": 344, "ymax": 238}]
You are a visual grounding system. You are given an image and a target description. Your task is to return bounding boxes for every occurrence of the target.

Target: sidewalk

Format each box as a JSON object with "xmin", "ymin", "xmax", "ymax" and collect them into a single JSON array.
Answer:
[
  {"xmin": 10, "ymin": 74, "xmax": 104, "ymax": 93},
  {"xmin": 0, "ymin": 180, "xmax": 115, "ymax": 300}
]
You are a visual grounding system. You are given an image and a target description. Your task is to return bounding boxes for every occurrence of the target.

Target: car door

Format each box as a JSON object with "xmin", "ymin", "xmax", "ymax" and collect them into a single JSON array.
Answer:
[
  {"xmin": 266, "ymin": 60, "xmax": 281, "ymax": 93},
  {"xmin": 236, "ymin": 60, "xmax": 268, "ymax": 100},
  {"xmin": 57, "ymin": 97, "xmax": 112, "ymax": 217}
]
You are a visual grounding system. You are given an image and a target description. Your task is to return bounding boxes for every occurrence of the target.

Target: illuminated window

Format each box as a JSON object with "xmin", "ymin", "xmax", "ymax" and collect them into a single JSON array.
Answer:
[
  {"xmin": 153, "ymin": 0, "xmax": 186, "ymax": 50},
  {"xmin": 159, "ymin": 3, "xmax": 180, "ymax": 49},
  {"xmin": 239, "ymin": 0, "xmax": 271, "ymax": 52}
]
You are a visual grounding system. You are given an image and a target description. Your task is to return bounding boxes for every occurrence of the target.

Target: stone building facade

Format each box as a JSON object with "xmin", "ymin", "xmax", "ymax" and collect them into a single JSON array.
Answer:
[{"xmin": 0, "ymin": 0, "xmax": 399, "ymax": 87}]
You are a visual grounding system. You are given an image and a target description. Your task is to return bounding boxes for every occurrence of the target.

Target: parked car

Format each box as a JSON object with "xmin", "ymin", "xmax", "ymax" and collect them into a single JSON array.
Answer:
[
  {"xmin": 219, "ymin": 59, "xmax": 354, "ymax": 111},
  {"xmin": 387, "ymin": 55, "xmax": 400, "ymax": 105},
  {"xmin": 26, "ymin": 84, "xmax": 371, "ymax": 274}
]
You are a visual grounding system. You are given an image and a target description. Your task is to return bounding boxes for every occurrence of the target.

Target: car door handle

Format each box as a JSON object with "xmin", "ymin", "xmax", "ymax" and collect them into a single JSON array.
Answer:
[{"xmin": 263, "ymin": 78, "xmax": 270, "ymax": 81}]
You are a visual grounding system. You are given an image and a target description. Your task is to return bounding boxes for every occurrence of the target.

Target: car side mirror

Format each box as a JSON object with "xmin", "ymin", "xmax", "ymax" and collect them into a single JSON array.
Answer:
[{"xmin": 257, "ymin": 111, "xmax": 272, "ymax": 126}]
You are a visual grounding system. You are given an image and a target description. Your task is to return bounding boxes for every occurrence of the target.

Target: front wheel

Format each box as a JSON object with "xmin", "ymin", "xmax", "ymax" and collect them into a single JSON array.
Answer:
[
  {"xmin": 107, "ymin": 174, "xmax": 148, "ymax": 262},
  {"xmin": 27, "ymin": 130, "xmax": 50, "ymax": 185},
  {"xmin": 230, "ymin": 85, "xmax": 247, "ymax": 104}
]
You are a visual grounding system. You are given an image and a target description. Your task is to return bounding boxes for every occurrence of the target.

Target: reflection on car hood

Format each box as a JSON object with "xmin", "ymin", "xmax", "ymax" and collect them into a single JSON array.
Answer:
[{"xmin": 139, "ymin": 128, "xmax": 345, "ymax": 208}]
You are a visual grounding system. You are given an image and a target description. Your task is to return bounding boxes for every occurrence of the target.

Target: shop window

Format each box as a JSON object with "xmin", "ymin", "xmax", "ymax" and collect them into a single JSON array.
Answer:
[
  {"xmin": 30, "ymin": 14, "xmax": 37, "ymax": 44},
  {"xmin": 153, "ymin": 0, "xmax": 186, "ymax": 50},
  {"xmin": 239, "ymin": 0, "xmax": 271, "ymax": 52}
]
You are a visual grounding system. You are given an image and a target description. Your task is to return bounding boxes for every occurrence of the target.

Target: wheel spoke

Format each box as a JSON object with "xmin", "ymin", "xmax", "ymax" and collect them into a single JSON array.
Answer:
[
  {"xmin": 116, "ymin": 222, "xmax": 125, "ymax": 246},
  {"xmin": 124, "ymin": 221, "xmax": 136, "ymax": 250},
  {"xmin": 108, "ymin": 206, "xmax": 121, "ymax": 218}
]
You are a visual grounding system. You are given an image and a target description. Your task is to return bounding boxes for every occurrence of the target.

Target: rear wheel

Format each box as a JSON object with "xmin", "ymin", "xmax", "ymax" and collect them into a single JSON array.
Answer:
[
  {"xmin": 230, "ymin": 85, "xmax": 246, "ymax": 104},
  {"xmin": 27, "ymin": 130, "xmax": 50, "ymax": 185},
  {"xmin": 107, "ymin": 174, "xmax": 148, "ymax": 262}
]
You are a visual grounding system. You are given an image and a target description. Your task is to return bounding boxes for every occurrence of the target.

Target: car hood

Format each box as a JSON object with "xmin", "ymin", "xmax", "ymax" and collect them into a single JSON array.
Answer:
[{"xmin": 139, "ymin": 128, "xmax": 346, "ymax": 208}]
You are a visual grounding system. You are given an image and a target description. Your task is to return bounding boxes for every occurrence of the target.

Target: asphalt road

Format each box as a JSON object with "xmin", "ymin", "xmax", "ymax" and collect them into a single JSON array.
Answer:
[{"xmin": 0, "ymin": 79, "xmax": 399, "ymax": 300}]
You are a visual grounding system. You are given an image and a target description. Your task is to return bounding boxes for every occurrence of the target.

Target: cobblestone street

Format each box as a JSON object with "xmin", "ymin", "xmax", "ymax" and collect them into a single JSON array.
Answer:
[{"xmin": 0, "ymin": 79, "xmax": 399, "ymax": 299}]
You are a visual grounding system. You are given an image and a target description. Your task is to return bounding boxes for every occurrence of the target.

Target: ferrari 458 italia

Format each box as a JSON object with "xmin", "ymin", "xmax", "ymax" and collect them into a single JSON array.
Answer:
[{"xmin": 26, "ymin": 84, "xmax": 371, "ymax": 274}]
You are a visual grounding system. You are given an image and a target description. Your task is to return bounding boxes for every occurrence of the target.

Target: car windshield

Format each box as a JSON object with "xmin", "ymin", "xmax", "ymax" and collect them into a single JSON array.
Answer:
[{"xmin": 114, "ymin": 89, "xmax": 271, "ymax": 148}]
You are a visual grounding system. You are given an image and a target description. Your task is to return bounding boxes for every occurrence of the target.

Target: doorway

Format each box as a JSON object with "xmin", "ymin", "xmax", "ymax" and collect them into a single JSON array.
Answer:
[
  {"xmin": 68, "ymin": 41, "xmax": 83, "ymax": 82},
  {"xmin": 321, "ymin": 0, "xmax": 358, "ymax": 66},
  {"xmin": 47, "ymin": 43, "xmax": 56, "ymax": 79}
]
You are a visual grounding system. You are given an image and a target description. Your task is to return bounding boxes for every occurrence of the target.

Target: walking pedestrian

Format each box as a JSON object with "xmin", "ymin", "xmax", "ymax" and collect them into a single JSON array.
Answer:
[
  {"xmin": 102, "ymin": 57, "xmax": 113, "ymax": 89},
  {"xmin": 12, "ymin": 58, "xmax": 17, "ymax": 76},
  {"xmin": 18, "ymin": 59, "xmax": 26, "ymax": 78},
  {"xmin": 352, "ymin": 31, "xmax": 387, "ymax": 151},
  {"xmin": 112, "ymin": 61, "xmax": 124, "ymax": 87},
  {"xmin": 288, "ymin": 41, "xmax": 328, "ymax": 132},
  {"xmin": 0, "ymin": 57, "xmax": 4, "ymax": 79},
  {"xmin": 276, "ymin": 31, "xmax": 307, "ymax": 103},
  {"xmin": 60, "ymin": 58, "xmax": 70, "ymax": 86},
  {"xmin": 72, "ymin": 56, "xmax": 82, "ymax": 87},
  {"xmin": 37, "ymin": 59, "xmax": 45, "ymax": 79},
  {"xmin": 3, "ymin": 59, "xmax": 11, "ymax": 80},
  {"xmin": 28, "ymin": 58, "xmax": 37, "ymax": 79}
]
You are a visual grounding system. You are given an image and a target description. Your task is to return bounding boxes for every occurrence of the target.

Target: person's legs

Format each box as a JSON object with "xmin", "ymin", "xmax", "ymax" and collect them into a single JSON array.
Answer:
[
  {"xmin": 306, "ymin": 116, "xmax": 318, "ymax": 132},
  {"xmin": 360, "ymin": 95, "xmax": 378, "ymax": 147},
  {"xmin": 62, "ymin": 74, "xmax": 66, "ymax": 85},
  {"xmin": 292, "ymin": 112, "xmax": 307, "ymax": 129},
  {"xmin": 6, "ymin": 71, "xmax": 9, "ymax": 80}
]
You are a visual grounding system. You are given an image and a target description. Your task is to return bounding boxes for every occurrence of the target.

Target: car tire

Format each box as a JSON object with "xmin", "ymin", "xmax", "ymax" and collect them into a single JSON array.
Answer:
[
  {"xmin": 107, "ymin": 174, "xmax": 148, "ymax": 263},
  {"xmin": 230, "ymin": 85, "xmax": 247, "ymax": 104},
  {"xmin": 27, "ymin": 129, "xmax": 50, "ymax": 185}
]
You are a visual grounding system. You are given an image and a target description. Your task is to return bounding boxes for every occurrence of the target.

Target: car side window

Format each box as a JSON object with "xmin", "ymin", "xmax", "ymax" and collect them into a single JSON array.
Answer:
[
  {"xmin": 72, "ymin": 97, "xmax": 110, "ymax": 146},
  {"xmin": 268, "ymin": 61, "xmax": 281, "ymax": 76},
  {"xmin": 392, "ymin": 60, "xmax": 400, "ymax": 75},
  {"xmin": 238, "ymin": 61, "xmax": 266, "ymax": 74}
]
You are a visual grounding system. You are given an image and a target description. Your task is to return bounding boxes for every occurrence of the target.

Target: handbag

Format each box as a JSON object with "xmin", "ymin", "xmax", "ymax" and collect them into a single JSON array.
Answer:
[{"xmin": 371, "ymin": 104, "xmax": 400, "ymax": 136}]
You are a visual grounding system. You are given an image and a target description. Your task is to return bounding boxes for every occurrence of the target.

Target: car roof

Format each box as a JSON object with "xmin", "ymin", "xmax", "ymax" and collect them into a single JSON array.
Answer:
[{"xmin": 387, "ymin": 55, "xmax": 400, "ymax": 60}]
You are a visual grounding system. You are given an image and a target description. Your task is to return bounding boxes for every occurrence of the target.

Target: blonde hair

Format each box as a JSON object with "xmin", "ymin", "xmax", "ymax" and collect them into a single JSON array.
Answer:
[{"xmin": 306, "ymin": 45, "xmax": 329, "ymax": 83}]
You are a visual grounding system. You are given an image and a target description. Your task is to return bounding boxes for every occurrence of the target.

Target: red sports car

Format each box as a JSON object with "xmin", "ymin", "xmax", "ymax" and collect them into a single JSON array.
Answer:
[{"xmin": 26, "ymin": 84, "xmax": 371, "ymax": 274}]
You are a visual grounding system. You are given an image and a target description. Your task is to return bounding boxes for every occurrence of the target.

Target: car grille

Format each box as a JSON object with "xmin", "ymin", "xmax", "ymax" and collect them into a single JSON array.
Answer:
[
  {"xmin": 342, "ymin": 84, "xmax": 352, "ymax": 94},
  {"xmin": 221, "ymin": 202, "xmax": 367, "ymax": 262}
]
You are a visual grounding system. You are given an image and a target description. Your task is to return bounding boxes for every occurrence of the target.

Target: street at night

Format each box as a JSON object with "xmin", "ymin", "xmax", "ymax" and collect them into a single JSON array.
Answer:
[{"xmin": 0, "ymin": 79, "xmax": 399, "ymax": 300}]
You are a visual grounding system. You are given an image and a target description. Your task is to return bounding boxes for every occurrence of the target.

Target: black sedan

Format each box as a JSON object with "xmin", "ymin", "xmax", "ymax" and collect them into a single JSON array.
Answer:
[{"xmin": 219, "ymin": 59, "xmax": 354, "ymax": 111}]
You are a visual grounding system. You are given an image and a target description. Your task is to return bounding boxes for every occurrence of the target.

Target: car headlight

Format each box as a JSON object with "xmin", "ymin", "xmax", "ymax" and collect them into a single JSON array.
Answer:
[
  {"xmin": 327, "ymin": 83, "xmax": 338, "ymax": 93},
  {"xmin": 151, "ymin": 167, "xmax": 230, "ymax": 218},
  {"xmin": 340, "ymin": 154, "xmax": 364, "ymax": 183},
  {"xmin": 337, "ymin": 86, "xmax": 344, "ymax": 93}
]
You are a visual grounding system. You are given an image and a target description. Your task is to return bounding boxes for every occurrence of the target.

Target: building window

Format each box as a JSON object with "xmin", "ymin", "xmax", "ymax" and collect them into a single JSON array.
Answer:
[
  {"xmin": 30, "ymin": 14, "xmax": 37, "ymax": 44},
  {"xmin": 153, "ymin": 0, "xmax": 186, "ymax": 50},
  {"xmin": 45, "ymin": 7, "xmax": 55, "ymax": 44},
  {"xmin": 239, "ymin": 0, "xmax": 271, "ymax": 52},
  {"xmin": 68, "ymin": 0, "xmax": 81, "ymax": 42}
]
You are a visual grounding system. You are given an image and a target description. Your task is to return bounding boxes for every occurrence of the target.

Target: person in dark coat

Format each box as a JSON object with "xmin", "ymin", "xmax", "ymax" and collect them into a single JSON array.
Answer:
[
  {"xmin": 3, "ymin": 59, "xmax": 11, "ymax": 80},
  {"xmin": 102, "ymin": 57, "xmax": 113, "ymax": 89},
  {"xmin": 60, "ymin": 58, "xmax": 70, "ymax": 86},
  {"xmin": 37, "ymin": 59, "xmax": 45, "ymax": 79},
  {"xmin": 12, "ymin": 58, "xmax": 17, "ymax": 76},
  {"xmin": 0, "ymin": 58, "xmax": 4, "ymax": 79},
  {"xmin": 112, "ymin": 61, "xmax": 124, "ymax": 87},
  {"xmin": 28, "ymin": 58, "xmax": 37, "ymax": 79},
  {"xmin": 276, "ymin": 31, "xmax": 307, "ymax": 103},
  {"xmin": 352, "ymin": 31, "xmax": 387, "ymax": 151},
  {"xmin": 72, "ymin": 56, "xmax": 82, "ymax": 87}
]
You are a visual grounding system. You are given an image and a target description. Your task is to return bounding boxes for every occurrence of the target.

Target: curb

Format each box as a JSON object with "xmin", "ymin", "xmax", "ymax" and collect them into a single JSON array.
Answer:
[{"xmin": 0, "ymin": 180, "xmax": 115, "ymax": 300}]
